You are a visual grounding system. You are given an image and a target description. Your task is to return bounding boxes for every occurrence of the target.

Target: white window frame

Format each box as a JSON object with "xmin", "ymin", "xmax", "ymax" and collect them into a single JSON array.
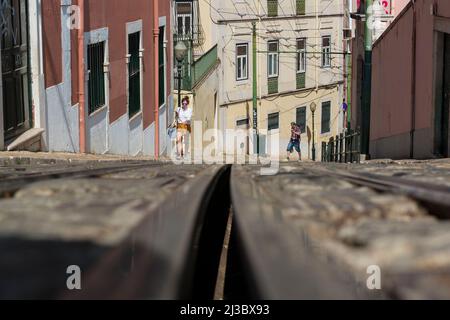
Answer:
[
  {"xmin": 268, "ymin": 112, "xmax": 280, "ymax": 131},
  {"xmin": 236, "ymin": 43, "xmax": 248, "ymax": 81},
  {"xmin": 297, "ymin": 38, "xmax": 306, "ymax": 73},
  {"xmin": 267, "ymin": 41, "xmax": 279, "ymax": 78},
  {"xmin": 322, "ymin": 36, "xmax": 331, "ymax": 68},
  {"xmin": 126, "ymin": 20, "xmax": 144, "ymax": 120},
  {"xmin": 176, "ymin": 1, "xmax": 193, "ymax": 36},
  {"xmin": 84, "ymin": 27, "xmax": 109, "ymax": 117}
]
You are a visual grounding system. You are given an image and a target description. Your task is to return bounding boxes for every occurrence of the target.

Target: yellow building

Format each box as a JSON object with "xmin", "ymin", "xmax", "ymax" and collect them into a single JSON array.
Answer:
[{"xmin": 213, "ymin": 0, "xmax": 350, "ymax": 160}]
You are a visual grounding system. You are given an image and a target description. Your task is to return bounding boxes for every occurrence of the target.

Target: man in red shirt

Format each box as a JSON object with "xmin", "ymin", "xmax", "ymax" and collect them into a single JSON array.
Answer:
[{"xmin": 287, "ymin": 122, "xmax": 302, "ymax": 161}]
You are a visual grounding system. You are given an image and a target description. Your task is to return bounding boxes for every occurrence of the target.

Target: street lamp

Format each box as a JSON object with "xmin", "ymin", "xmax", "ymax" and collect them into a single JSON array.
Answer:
[
  {"xmin": 310, "ymin": 102, "xmax": 317, "ymax": 161},
  {"xmin": 174, "ymin": 41, "xmax": 188, "ymax": 110}
]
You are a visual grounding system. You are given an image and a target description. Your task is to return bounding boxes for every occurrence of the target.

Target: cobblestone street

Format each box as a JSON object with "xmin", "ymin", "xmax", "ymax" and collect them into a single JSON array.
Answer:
[{"xmin": 0, "ymin": 152, "xmax": 449, "ymax": 299}]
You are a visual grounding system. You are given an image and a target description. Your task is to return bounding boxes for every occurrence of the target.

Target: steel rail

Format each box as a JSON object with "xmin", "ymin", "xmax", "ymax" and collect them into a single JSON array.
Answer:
[
  {"xmin": 229, "ymin": 165, "xmax": 370, "ymax": 300},
  {"xmin": 62, "ymin": 165, "xmax": 232, "ymax": 300}
]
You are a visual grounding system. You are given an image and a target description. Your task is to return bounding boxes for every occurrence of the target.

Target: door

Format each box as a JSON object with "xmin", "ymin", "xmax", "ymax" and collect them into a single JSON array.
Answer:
[
  {"xmin": 1, "ymin": 0, "xmax": 30, "ymax": 141},
  {"xmin": 438, "ymin": 33, "xmax": 450, "ymax": 157}
]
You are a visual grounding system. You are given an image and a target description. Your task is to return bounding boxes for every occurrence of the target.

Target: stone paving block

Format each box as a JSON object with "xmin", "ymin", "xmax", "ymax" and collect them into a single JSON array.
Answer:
[{"xmin": 232, "ymin": 162, "xmax": 450, "ymax": 299}]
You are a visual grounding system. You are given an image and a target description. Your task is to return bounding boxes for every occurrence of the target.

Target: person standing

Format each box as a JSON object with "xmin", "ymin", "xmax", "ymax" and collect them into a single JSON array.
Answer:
[
  {"xmin": 176, "ymin": 96, "xmax": 193, "ymax": 159},
  {"xmin": 287, "ymin": 122, "xmax": 302, "ymax": 161}
]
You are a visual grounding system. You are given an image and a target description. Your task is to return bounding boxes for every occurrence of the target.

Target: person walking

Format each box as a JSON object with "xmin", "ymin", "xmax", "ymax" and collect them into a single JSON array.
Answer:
[
  {"xmin": 176, "ymin": 96, "xmax": 193, "ymax": 159},
  {"xmin": 287, "ymin": 122, "xmax": 302, "ymax": 161}
]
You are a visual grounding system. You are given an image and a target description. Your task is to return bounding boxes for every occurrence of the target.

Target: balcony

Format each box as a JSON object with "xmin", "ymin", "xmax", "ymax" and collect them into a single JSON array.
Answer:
[{"xmin": 173, "ymin": 23, "xmax": 205, "ymax": 47}]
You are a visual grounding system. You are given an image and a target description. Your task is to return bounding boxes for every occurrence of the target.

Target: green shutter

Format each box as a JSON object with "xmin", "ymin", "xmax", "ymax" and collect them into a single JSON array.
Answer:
[
  {"xmin": 87, "ymin": 42, "xmax": 105, "ymax": 114},
  {"xmin": 267, "ymin": 0, "xmax": 278, "ymax": 17},
  {"xmin": 296, "ymin": 72, "xmax": 305, "ymax": 89},
  {"xmin": 321, "ymin": 101, "xmax": 331, "ymax": 134},
  {"xmin": 296, "ymin": 0, "xmax": 305, "ymax": 15},
  {"xmin": 268, "ymin": 77, "xmax": 278, "ymax": 94},
  {"xmin": 128, "ymin": 32, "xmax": 141, "ymax": 118},
  {"xmin": 158, "ymin": 27, "xmax": 165, "ymax": 107}
]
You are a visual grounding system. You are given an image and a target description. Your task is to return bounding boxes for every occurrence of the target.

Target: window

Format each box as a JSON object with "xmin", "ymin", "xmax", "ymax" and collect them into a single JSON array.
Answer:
[
  {"xmin": 267, "ymin": 0, "xmax": 278, "ymax": 17},
  {"xmin": 296, "ymin": 0, "xmax": 306, "ymax": 15},
  {"xmin": 268, "ymin": 112, "xmax": 279, "ymax": 131},
  {"xmin": 321, "ymin": 101, "xmax": 331, "ymax": 134},
  {"xmin": 159, "ymin": 26, "xmax": 165, "ymax": 107},
  {"xmin": 236, "ymin": 118, "xmax": 249, "ymax": 127},
  {"xmin": 176, "ymin": 2, "xmax": 192, "ymax": 36},
  {"xmin": 87, "ymin": 41, "xmax": 106, "ymax": 115},
  {"xmin": 296, "ymin": 38, "xmax": 306, "ymax": 73},
  {"xmin": 322, "ymin": 36, "xmax": 331, "ymax": 67},
  {"xmin": 236, "ymin": 43, "xmax": 248, "ymax": 81},
  {"xmin": 128, "ymin": 31, "xmax": 141, "ymax": 117},
  {"xmin": 296, "ymin": 106, "xmax": 306, "ymax": 133},
  {"xmin": 267, "ymin": 41, "xmax": 279, "ymax": 78}
]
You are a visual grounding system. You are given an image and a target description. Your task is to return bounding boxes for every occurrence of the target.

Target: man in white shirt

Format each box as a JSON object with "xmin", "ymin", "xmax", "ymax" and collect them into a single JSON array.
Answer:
[{"xmin": 176, "ymin": 96, "xmax": 193, "ymax": 159}]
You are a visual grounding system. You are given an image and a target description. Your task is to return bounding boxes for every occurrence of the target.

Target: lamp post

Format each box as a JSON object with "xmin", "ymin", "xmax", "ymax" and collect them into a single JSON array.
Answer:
[
  {"xmin": 310, "ymin": 102, "xmax": 317, "ymax": 161},
  {"xmin": 174, "ymin": 41, "xmax": 188, "ymax": 111}
]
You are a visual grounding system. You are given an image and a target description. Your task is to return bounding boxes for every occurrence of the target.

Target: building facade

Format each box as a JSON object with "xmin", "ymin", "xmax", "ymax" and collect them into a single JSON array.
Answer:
[
  {"xmin": 1, "ymin": 0, "xmax": 173, "ymax": 156},
  {"xmin": 349, "ymin": 0, "xmax": 410, "ymax": 135},
  {"xmin": 213, "ymin": 0, "xmax": 349, "ymax": 160},
  {"xmin": 369, "ymin": 0, "xmax": 450, "ymax": 159},
  {"xmin": 172, "ymin": 0, "xmax": 220, "ymax": 158}
]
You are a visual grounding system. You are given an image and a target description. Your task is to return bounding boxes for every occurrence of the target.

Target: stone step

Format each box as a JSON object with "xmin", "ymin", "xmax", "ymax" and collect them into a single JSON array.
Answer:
[{"xmin": 6, "ymin": 128, "xmax": 45, "ymax": 152}]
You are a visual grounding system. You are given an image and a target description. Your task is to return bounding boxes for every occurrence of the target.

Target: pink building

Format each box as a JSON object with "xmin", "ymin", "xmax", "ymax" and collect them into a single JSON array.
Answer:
[
  {"xmin": 350, "ymin": 0, "xmax": 410, "ymax": 139},
  {"xmin": 370, "ymin": 0, "xmax": 450, "ymax": 159}
]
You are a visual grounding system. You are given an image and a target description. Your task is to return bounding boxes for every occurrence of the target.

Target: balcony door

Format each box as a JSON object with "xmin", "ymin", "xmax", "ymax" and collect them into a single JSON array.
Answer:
[{"xmin": 176, "ymin": 2, "xmax": 192, "ymax": 38}]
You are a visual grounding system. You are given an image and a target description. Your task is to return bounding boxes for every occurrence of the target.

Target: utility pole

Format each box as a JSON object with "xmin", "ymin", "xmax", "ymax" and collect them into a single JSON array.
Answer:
[
  {"xmin": 252, "ymin": 22, "xmax": 259, "ymax": 155},
  {"xmin": 361, "ymin": 0, "xmax": 373, "ymax": 157}
]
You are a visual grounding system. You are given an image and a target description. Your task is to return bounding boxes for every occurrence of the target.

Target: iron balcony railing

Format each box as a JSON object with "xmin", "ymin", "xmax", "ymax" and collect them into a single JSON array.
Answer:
[
  {"xmin": 322, "ymin": 129, "xmax": 361, "ymax": 163},
  {"xmin": 174, "ymin": 23, "xmax": 205, "ymax": 47}
]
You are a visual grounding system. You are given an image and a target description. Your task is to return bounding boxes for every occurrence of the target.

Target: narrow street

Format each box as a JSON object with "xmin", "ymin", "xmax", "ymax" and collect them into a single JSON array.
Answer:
[{"xmin": 1, "ymin": 0, "xmax": 450, "ymax": 305}]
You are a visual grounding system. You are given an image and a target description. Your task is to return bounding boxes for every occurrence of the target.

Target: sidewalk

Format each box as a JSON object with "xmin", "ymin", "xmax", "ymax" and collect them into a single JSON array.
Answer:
[{"xmin": 0, "ymin": 151, "xmax": 170, "ymax": 166}]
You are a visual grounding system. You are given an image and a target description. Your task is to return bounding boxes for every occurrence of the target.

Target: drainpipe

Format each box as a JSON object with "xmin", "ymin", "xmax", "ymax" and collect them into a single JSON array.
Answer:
[
  {"xmin": 153, "ymin": 0, "xmax": 160, "ymax": 159},
  {"xmin": 410, "ymin": 0, "xmax": 417, "ymax": 158},
  {"xmin": 78, "ymin": 0, "xmax": 86, "ymax": 153}
]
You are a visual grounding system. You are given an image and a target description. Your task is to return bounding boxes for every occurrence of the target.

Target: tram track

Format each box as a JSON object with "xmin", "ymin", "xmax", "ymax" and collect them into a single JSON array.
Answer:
[{"xmin": 1, "ymin": 160, "xmax": 450, "ymax": 299}]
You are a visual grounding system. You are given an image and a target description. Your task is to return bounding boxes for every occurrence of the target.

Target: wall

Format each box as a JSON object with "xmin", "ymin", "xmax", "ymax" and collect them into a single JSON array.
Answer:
[
  {"xmin": 191, "ymin": 64, "xmax": 220, "ymax": 157},
  {"xmin": 222, "ymin": 87, "xmax": 341, "ymax": 160},
  {"xmin": 370, "ymin": 0, "xmax": 450, "ymax": 159},
  {"xmin": 43, "ymin": 0, "xmax": 79, "ymax": 153},
  {"xmin": 370, "ymin": 5, "xmax": 414, "ymax": 159},
  {"xmin": 67, "ymin": 0, "xmax": 157, "ymax": 155}
]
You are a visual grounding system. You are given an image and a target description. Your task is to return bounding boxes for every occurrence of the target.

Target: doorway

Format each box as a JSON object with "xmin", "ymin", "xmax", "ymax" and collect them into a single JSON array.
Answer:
[
  {"xmin": 1, "ymin": 0, "xmax": 31, "ymax": 142},
  {"xmin": 435, "ymin": 32, "xmax": 450, "ymax": 157}
]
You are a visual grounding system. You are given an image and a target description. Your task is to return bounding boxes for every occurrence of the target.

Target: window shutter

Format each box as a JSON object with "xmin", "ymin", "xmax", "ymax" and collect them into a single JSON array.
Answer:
[
  {"xmin": 267, "ymin": 0, "xmax": 278, "ymax": 17},
  {"xmin": 321, "ymin": 101, "xmax": 331, "ymax": 134},
  {"xmin": 296, "ymin": 0, "xmax": 305, "ymax": 15}
]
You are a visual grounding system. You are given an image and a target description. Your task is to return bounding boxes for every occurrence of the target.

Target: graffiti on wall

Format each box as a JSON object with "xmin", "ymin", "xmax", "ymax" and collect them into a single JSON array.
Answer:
[{"xmin": 357, "ymin": 0, "xmax": 392, "ymax": 14}]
